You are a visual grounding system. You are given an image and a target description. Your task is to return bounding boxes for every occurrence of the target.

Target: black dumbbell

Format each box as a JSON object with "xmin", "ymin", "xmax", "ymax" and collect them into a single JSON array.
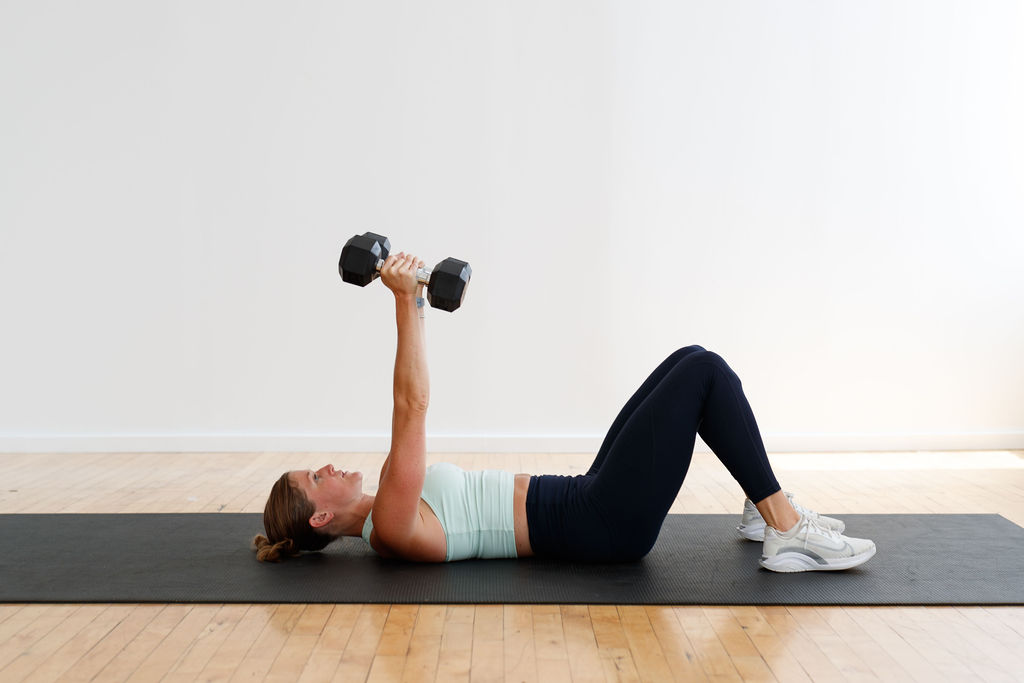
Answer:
[{"xmin": 338, "ymin": 232, "xmax": 472, "ymax": 312}]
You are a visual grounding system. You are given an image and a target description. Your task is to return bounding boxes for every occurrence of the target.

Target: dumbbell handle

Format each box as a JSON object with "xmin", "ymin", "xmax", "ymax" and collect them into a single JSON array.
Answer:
[{"xmin": 374, "ymin": 259, "xmax": 433, "ymax": 286}]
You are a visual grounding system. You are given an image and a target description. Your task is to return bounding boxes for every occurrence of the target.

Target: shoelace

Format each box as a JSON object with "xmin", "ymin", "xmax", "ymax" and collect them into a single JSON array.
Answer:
[
  {"xmin": 748, "ymin": 494, "xmax": 823, "ymax": 524},
  {"xmin": 786, "ymin": 493, "xmax": 822, "ymax": 521},
  {"xmin": 794, "ymin": 514, "xmax": 842, "ymax": 550}
]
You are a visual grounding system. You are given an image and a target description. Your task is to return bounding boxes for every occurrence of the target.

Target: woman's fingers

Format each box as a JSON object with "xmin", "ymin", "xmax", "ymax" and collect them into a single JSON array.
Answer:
[
  {"xmin": 385, "ymin": 252, "xmax": 407, "ymax": 271},
  {"xmin": 399, "ymin": 254, "xmax": 418, "ymax": 272},
  {"xmin": 383, "ymin": 252, "xmax": 421, "ymax": 276}
]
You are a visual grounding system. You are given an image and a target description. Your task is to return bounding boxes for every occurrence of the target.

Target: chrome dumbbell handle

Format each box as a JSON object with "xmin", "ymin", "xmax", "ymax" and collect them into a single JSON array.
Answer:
[{"xmin": 374, "ymin": 258, "xmax": 433, "ymax": 285}]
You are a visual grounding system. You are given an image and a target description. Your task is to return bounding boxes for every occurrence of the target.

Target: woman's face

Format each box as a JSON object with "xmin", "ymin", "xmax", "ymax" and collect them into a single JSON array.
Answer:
[{"xmin": 289, "ymin": 464, "xmax": 364, "ymax": 516}]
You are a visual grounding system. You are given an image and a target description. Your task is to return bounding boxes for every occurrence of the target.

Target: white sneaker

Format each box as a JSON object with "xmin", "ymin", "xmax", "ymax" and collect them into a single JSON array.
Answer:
[
  {"xmin": 736, "ymin": 491, "xmax": 845, "ymax": 541},
  {"xmin": 760, "ymin": 514, "xmax": 876, "ymax": 572}
]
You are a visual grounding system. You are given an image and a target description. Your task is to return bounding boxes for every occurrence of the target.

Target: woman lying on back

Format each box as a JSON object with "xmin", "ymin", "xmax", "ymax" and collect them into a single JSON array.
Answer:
[{"xmin": 254, "ymin": 253, "xmax": 876, "ymax": 573}]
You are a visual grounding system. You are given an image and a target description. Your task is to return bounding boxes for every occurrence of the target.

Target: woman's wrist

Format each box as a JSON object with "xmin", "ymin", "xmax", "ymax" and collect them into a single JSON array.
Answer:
[
  {"xmin": 394, "ymin": 293, "xmax": 425, "ymax": 319},
  {"xmin": 403, "ymin": 286, "xmax": 423, "ymax": 317}
]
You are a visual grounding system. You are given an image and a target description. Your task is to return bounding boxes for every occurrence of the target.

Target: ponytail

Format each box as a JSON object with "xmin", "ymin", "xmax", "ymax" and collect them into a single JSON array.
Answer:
[
  {"xmin": 252, "ymin": 534, "xmax": 299, "ymax": 562},
  {"xmin": 254, "ymin": 472, "xmax": 334, "ymax": 562}
]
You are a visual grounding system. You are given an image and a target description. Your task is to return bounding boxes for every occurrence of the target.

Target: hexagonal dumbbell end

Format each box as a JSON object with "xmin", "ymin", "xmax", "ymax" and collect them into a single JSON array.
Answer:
[
  {"xmin": 427, "ymin": 257, "xmax": 472, "ymax": 312},
  {"xmin": 339, "ymin": 232, "xmax": 391, "ymax": 286}
]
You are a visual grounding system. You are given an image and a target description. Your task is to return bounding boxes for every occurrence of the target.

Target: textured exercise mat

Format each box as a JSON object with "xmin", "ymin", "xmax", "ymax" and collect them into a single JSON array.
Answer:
[{"xmin": 1, "ymin": 513, "xmax": 1021, "ymax": 605}]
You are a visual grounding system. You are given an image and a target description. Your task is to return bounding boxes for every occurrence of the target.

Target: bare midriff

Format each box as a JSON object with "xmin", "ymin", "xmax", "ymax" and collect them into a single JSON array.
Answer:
[{"xmin": 513, "ymin": 473, "xmax": 534, "ymax": 557}]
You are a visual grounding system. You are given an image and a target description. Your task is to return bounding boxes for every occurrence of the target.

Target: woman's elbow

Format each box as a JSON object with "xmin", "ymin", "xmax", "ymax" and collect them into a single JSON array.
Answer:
[{"xmin": 395, "ymin": 395, "xmax": 429, "ymax": 415}]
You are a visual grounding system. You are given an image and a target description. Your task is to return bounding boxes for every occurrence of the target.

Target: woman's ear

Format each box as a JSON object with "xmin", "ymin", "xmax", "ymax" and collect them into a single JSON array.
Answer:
[{"xmin": 309, "ymin": 510, "xmax": 334, "ymax": 529}]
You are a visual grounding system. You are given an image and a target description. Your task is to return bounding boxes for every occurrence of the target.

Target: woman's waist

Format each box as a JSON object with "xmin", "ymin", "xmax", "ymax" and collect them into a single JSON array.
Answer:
[
  {"xmin": 424, "ymin": 468, "xmax": 519, "ymax": 560},
  {"xmin": 514, "ymin": 473, "xmax": 533, "ymax": 557}
]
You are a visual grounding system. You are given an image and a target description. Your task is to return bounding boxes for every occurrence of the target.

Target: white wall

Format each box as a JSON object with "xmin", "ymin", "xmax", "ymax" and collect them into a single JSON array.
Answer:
[{"xmin": 2, "ymin": 0, "xmax": 1022, "ymax": 454}]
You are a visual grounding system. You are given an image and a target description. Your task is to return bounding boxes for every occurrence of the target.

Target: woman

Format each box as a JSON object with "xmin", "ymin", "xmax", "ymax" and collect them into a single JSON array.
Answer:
[{"xmin": 254, "ymin": 252, "xmax": 876, "ymax": 573}]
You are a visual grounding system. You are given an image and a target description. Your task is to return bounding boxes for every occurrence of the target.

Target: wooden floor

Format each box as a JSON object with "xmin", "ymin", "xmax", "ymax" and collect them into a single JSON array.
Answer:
[{"xmin": 1, "ymin": 450, "xmax": 1023, "ymax": 682}]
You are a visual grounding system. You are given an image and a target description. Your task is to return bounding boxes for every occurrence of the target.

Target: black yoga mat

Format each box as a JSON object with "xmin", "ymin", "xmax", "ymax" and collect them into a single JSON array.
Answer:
[{"xmin": 1, "ymin": 513, "xmax": 1021, "ymax": 605}]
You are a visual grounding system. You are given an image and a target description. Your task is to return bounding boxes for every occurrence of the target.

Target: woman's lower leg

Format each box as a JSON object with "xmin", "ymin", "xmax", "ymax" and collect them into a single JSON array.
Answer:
[
  {"xmin": 754, "ymin": 490, "xmax": 799, "ymax": 532},
  {"xmin": 693, "ymin": 353, "xmax": 782, "ymax": 503}
]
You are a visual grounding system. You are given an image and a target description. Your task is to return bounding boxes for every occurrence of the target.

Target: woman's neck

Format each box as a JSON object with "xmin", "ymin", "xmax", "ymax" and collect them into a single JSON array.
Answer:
[{"xmin": 333, "ymin": 493, "xmax": 376, "ymax": 538}]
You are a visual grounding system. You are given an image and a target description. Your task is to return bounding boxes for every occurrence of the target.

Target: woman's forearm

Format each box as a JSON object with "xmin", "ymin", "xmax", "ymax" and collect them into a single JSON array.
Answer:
[{"xmin": 393, "ymin": 294, "xmax": 429, "ymax": 412}]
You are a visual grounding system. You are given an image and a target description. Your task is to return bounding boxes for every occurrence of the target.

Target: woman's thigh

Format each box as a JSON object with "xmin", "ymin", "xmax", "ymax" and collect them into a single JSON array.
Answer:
[
  {"xmin": 585, "ymin": 352, "xmax": 723, "ymax": 557},
  {"xmin": 586, "ymin": 345, "xmax": 707, "ymax": 476}
]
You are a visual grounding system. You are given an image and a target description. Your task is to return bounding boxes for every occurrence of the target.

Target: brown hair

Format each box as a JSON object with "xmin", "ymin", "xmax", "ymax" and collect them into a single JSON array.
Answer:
[{"xmin": 252, "ymin": 471, "xmax": 334, "ymax": 562}]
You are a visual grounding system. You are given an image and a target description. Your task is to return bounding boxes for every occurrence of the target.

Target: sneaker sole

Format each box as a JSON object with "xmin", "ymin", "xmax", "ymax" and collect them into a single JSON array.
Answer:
[{"xmin": 758, "ymin": 544, "xmax": 876, "ymax": 573}]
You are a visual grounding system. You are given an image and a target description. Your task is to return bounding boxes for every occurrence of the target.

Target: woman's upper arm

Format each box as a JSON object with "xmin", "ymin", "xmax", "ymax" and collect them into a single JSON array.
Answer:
[{"xmin": 372, "ymin": 405, "xmax": 427, "ymax": 547}]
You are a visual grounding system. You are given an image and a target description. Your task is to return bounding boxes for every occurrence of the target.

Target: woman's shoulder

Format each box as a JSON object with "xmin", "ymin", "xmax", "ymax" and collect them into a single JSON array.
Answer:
[
  {"xmin": 363, "ymin": 505, "xmax": 446, "ymax": 561},
  {"xmin": 365, "ymin": 483, "xmax": 449, "ymax": 562}
]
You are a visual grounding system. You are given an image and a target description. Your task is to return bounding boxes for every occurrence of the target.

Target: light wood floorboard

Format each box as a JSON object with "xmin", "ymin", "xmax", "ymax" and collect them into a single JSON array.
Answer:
[{"xmin": 1, "ymin": 450, "xmax": 1022, "ymax": 682}]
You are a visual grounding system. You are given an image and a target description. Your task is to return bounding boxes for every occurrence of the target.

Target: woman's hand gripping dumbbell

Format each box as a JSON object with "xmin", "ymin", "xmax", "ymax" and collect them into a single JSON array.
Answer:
[{"xmin": 338, "ymin": 232, "xmax": 472, "ymax": 312}]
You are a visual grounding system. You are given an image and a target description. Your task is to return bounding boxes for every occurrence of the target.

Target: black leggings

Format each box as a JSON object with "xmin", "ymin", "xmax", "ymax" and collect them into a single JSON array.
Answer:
[{"xmin": 525, "ymin": 345, "xmax": 782, "ymax": 561}]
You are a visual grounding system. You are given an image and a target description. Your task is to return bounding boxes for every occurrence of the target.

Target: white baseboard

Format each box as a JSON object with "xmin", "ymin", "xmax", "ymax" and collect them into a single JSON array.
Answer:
[{"xmin": 0, "ymin": 431, "xmax": 1022, "ymax": 454}]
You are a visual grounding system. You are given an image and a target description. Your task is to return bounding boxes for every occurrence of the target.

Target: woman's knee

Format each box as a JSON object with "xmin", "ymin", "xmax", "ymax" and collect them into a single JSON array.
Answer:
[
  {"xmin": 667, "ymin": 346, "xmax": 730, "ymax": 370},
  {"xmin": 666, "ymin": 345, "xmax": 707, "ymax": 364},
  {"xmin": 672, "ymin": 348, "xmax": 741, "ymax": 386},
  {"xmin": 686, "ymin": 348, "xmax": 733, "ymax": 371}
]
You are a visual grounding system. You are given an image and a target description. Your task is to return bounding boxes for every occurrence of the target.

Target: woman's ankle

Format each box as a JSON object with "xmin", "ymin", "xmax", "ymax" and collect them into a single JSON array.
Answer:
[{"xmin": 755, "ymin": 490, "xmax": 800, "ymax": 532}]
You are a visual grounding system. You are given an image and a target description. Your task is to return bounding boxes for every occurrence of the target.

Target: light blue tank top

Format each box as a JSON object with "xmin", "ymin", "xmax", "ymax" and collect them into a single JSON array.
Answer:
[{"xmin": 361, "ymin": 462, "xmax": 518, "ymax": 561}]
